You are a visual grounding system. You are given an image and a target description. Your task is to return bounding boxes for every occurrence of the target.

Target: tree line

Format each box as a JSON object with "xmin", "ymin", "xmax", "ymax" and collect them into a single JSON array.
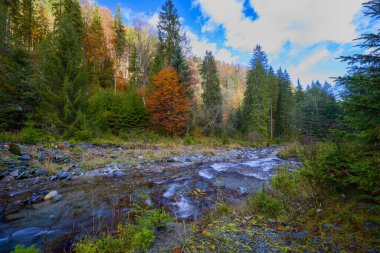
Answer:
[{"xmin": 0, "ymin": 0, "xmax": 355, "ymax": 144}]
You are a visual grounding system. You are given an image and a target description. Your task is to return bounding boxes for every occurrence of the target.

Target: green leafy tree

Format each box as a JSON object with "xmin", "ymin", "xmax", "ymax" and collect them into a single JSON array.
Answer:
[{"xmin": 200, "ymin": 50, "xmax": 223, "ymax": 134}]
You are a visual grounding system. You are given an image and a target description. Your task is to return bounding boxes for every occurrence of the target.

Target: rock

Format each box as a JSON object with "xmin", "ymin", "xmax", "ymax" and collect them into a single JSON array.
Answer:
[
  {"xmin": 19, "ymin": 161, "xmax": 29, "ymax": 167},
  {"xmin": 44, "ymin": 190, "xmax": 58, "ymax": 200},
  {"xmin": 66, "ymin": 174, "xmax": 72, "ymax": 181},
  {"xmin": 9, "ymin": 144, "xmax": 21, "ymax": 155},
  {"xmin": 30, "ymin": 193, "xmax": 44, "ymax": 203},
  {"xmin": 285, "ymin": 231, "xmax": 308, "ymax": 239},
  {"xmin": 50, "ymin": 175, "xmax": 58, "ymax": 181},
  {"xmin": 16, "ymin": 171, "xmax": 26, "ymax": 180},
  {"xmin": 57, "ymin": 172, "xmax": 69, "ymax": 180},
  {"xmin": 316, "ymin": 208, "xmax": 323, "ymax": 213},
  {"xmin": 1, "ymin": 175, "xmax": 15, "ymax": 183},
  {"xmin": 53, "ymin": 154, "xmax": 69, "ymax": 163},
  {"xmin": 237, "ymin": 187, "xmax": 248, "ymax": 195},
  {"xmin": 323, "ymin": 223, "xmax": 334, "ymax": 228},
  {"xmin": 10, "ymin": 169, "xmax": 19, "ymax": 177},
  {"xmin": 341, "ymin": 194, "xmax": 346, "ymax": 199},
  {"xmin": 138, "ymin": 156, "xmax": 144, "ymax": 160},
  {"xmin": 52, "ymin": 194, "xmax": 62, "ymax": 202},
  {"xmin": 35, "ymin": 168, "xmax": 49, "ymax": 176},
  {"xmin": 113, "ymin": 170, "xmax": 126, "ymax": 177},
  {"xmin": 19, "ymin": 154, "xmax": 31, "ymax": 160},
  {"xmin": 38, "ymin": 152, "xmax": 46, "ymax": 161},
  {"xmin": 0, "ymin": 170, "xmax": 10, "ymax": 178},
  {"xmin": 32, "ymin": 177, "xmax": 40, "ymax": 184}
]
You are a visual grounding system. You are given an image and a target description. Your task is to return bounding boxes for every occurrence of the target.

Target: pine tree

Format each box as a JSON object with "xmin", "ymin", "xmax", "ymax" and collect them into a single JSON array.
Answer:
[
  {"xmin": 241, "ymin": 45, "xmax": 270, "ymax": 140},
  {"xmin": 200, "ymin": 50, "xmax": 223, "ymax": 134},
  {"xmin": 113, "ymin": 4, "xmax": 126, "ymax": 94}
]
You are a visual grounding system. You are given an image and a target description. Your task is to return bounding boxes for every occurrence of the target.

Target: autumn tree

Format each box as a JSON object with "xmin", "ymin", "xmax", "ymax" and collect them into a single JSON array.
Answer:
[{"xmin": 146, "ymin": 68, "xmax": 191, "ymax": 135}]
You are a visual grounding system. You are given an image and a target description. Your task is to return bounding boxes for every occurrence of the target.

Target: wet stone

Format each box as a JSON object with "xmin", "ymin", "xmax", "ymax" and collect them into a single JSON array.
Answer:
[
  {"xmin": 19, "ymin": 154, "xmax": 31, "ymax": 160},
  {"xmin": 57, "ymin": 172, "xmax": 69, "ymax": 180},
  {"xmin": 38, "ymin": 151, "xmax": 46, "ymax": 161},
  {"xmin": 10, "ymin": 169, "xmax": 19, "ymax": 177},
  {"xmin": 35, "ymin": 168, "xmax": 49, "ymax": 176},
  {"xmin": 52, "ymin": 194, "xmax": 63, "ymax": 203}
]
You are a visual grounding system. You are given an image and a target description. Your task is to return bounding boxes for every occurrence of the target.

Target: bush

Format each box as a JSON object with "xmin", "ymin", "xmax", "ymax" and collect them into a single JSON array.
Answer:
[
  {"xmin": 278, "ymin": 142, "xmax": 304, "ymax": 160},
  {"xmin": 11, "ymin": 245, "xmax": 40, "ymax": 253},
  {"xmin": 248, "ymin": 188, "xmax": 281, "ymax": 218},
  {"xmin": 87, "ymin": 88, "xmax": 148, "ymax": 135},
  {"xmin": 19, "ymin": 126, "xmax": 44, "ymax": 143}
]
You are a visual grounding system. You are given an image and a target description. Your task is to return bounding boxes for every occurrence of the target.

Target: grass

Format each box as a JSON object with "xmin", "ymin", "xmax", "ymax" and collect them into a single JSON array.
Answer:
[{"xmin": 278, "ymin": 141, "xmax": 304, "ymax": 160}]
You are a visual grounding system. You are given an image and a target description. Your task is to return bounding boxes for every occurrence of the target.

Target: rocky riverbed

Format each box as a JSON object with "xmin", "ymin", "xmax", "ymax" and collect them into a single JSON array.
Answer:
[{"xmin": 0, "ymin": 142, "xmax": 301, "ymax": 252}]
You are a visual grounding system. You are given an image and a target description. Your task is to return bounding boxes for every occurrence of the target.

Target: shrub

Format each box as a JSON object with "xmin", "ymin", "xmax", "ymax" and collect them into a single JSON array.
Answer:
[
  {"xmin": 19, "ymin": 126, "xmax": 44, "ymax": 143},
  {"xmin": 248, "ymin": 188, "xmax": 281, "ymax": 218},
  {"xmin": 11, "ymin": 245, "xmax": 40, "ymax": 253},
  {"xmin": 87, "ymin": 88, "xmax": 148, "ymax": 135},
  {"xmin": 278, "ymin": 142, "xmax": 304, "ymax": 160}
]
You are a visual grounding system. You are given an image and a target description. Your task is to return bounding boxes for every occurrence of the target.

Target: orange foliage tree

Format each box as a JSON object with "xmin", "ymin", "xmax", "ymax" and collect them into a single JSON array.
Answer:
[{"xmin": 146, "ymin": 68, "xmax": 191, "ymax": 135}]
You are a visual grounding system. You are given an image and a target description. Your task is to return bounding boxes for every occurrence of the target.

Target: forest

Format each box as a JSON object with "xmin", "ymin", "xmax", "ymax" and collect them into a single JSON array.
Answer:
[{"xmin": 0, "ymin": 0, "xmax": 379, "ymax": 252}]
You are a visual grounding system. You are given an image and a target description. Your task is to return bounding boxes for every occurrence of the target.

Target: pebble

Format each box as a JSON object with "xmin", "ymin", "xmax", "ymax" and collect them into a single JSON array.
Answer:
[
  {"xmin": 57, "ymin": 172, "xmax": 69, "ymax": 180},
  {"xmin": 1, "ymin": 175, "xmax": 15, "ymax": 183},
  {"xmin": 38, "ymin": 152, "xmax": 46, "ymax": 161},
  {"xmin": 44, "ymin": 191, "xmax": 58, "ymax": 200},
  {"xmin": 19, "ymin": 154, "xmax": 31, "ymax": 160},
  {"xmin": 35, "ymin": 168, "xmax": 49, "ymax": 176},
  {"xmin": 32, "ymin": 177, "xmax": 40, "ymax": 184},
  {"xmin": 10, "ymin": 169, "xmax": 19, "ymax": 177},
  {"xmin": 52, "ymin": 194, "xmax": 62, "ymax": 202},
  {"xmin": 16, "ymin": 171, "xmax": 26, "ymax": 180}
]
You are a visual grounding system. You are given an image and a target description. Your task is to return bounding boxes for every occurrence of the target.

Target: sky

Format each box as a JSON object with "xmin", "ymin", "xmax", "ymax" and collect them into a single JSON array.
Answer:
[{"xmin": 96, "ymin": 0, "xmax": 378, "ymax": 87}]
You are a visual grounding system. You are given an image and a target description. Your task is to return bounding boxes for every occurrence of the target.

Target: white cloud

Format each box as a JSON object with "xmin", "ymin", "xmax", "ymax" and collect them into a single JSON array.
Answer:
[
  {"xmin": 121, "ymin": 6, "xmax": 133, "ymax": 21},
  {"xmin": 185, "ymin": 28, "xmax": 239, "ymax": 63},
  {"xmin": 288, "ymin": 47, "xmax": 332, "ymax": 85},
  {"xmin": 148, "ymin": 12, "xmax": 160, "ymax": 28},
  {"xmin": 193, "ymin": 0, "xmax": 363, "ymax": 54},
  {"xmin": 297, "ymin": 48, "xmax": 329, "ymax": 73}
]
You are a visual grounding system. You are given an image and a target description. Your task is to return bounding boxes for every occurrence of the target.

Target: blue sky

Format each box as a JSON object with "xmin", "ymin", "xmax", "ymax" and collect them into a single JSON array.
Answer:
[{"xmin": 96, "ymin": 0, "xmax": 377, "ymax": 87}]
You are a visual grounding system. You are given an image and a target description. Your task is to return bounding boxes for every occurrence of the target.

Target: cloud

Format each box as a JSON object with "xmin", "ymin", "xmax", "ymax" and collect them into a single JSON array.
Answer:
[
  {"xmin": 297, "ymin": 48, "xmax": 330, "ymax": 73},
  {"xmin": 185, "ymin": 28, "xmax": 239, "ymax": 63},
  {"xmin": 193, "ymin": 0, "xmax": 363, "ymax": 54},
  {"xmin": 121, "ymin": 6, "xmax": 133, "ymax": 21},
  {"xmin": 148, "ymin": 12, "xmax": 159, "ymax": 28}
]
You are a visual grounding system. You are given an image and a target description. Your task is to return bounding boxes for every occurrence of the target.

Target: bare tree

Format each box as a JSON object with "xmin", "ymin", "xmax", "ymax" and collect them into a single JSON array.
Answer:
[{"xmin": 134, "ymin": 18, "xmax": 157, "ymax": 88}]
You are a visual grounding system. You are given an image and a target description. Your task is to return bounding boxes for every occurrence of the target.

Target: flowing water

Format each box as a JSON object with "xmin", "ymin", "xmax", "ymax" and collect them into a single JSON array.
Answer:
[{"xmin": 0, "ymin": 146, "xmax": 300, "ymax": 252}]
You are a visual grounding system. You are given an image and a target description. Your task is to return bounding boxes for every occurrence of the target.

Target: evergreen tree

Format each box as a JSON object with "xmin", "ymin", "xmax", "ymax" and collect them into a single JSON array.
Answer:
[
  {"xmin": 241, "ymin": 45, "xmax": 270, "ymax": 140},
  {"xmin": 200, "ymin": 50, "xmax": 223, "ymax": 133},
  {"xmin": 337, "ymin": 0, "xmax": 380, "ymax": 147},
  {"xmin": 37, "ymin": 0, "xmax": 87, "ymax": 135},
  {"xmin": 268, "ymin": 66, "xmax": 279, "ymax": 139},
  {"xmin": 295, "ymin": 79, "xmax": 304, "ymax": 104},
  {"xmin": 275, "ymin": 68, "xmax": 295, "ymax": 138},
  {"xmin": 156, "ymin": 0, "xmax": 191, "ymax": 89},
  {"xmin": 157, "ymin": 0, "xmax": 180, "ymax": 66},
  {"xmin": 113, "ymin": 4, "xmax": 126, "ymax": 94}
]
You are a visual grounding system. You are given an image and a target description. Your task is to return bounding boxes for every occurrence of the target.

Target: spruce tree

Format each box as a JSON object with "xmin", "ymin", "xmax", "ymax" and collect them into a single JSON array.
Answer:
[
  {"xmin": 337, "ymin": 0, "xmax": 380, "ymax": 147},
  {"xmin": 157, "ymin": 0, "xmax": 191, "ymax": 89},
  {"xmin": 241, "ymin": 45, "xmax": 270, "ymax": 140},
  {"xmin": 200, "ymin": 50, "xmax": 223, "ymax": 133},
  {"xmin": 113, "ymin": 4, "xmax": 126, "ymax": 94},
  {"xmin": 268, "ymin": 66, "xmax": 279, "ymax": 139},
  {"xmin": 37, "ymin": 0, "xmax": 87, "ymax": 135},
  {"xmin": 274, "ymin": 68, "xmax": 295, "ymax": 138}
]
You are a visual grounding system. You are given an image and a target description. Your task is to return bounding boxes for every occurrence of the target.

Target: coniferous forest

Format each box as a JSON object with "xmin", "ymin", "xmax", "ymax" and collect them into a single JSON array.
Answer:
[{"xmin": 0, "ymin": 0, "xmax": 379, "ymax": 252}]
